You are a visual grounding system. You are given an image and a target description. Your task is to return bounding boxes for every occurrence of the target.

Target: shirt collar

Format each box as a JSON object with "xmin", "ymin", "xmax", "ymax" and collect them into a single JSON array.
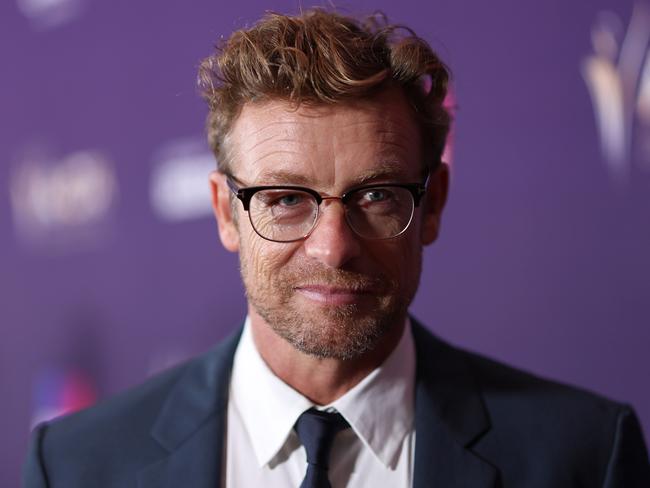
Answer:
[
  {"xmin": 329, "ymin": 320, "xmax": 415, "ymax": 468},
  {"xmin": 229, "ymin": 317, "xmax": 415, "ymax": 469}
]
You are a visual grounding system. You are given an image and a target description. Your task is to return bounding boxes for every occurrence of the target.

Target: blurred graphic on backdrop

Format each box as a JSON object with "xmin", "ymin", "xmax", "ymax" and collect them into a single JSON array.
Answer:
[
  {"xmin": 582, "ymin": 2, "xmax": 650, "ymax": 182},
  {"xmin": 30, "ymin": 367, "xmax": 97, "ymax": 428},
  {"xmin": 17, "ymin": 0, "xmax": 86, "ymax": 31},
  {"xmin": 150, "ymin": 137, "xmax": 215, "ymax": 222},
  {"xmin": 9, "ymin": 147, "xmax": 118, "ymax": 252}
]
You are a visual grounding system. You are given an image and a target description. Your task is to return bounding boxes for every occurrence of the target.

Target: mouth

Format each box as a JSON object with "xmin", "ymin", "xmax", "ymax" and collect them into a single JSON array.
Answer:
[{"xmin": 295, "ymin": 285, "xmax": 377, "ymax": 305}]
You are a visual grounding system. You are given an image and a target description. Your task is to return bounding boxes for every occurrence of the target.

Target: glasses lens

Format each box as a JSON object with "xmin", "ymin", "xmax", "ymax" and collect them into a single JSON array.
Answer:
[
  {"xmin": 249, "ymin": 189, "xmax": 319, "ymax": 242},
  {"xmin": 345, "ymin": 186, "xmax": 415, "ymax": 239}
]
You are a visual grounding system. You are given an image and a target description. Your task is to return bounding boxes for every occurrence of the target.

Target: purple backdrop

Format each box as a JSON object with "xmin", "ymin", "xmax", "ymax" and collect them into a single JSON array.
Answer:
[{"xmin": 2, "ymin": 0, "xmax": 649, "ymax": 485}]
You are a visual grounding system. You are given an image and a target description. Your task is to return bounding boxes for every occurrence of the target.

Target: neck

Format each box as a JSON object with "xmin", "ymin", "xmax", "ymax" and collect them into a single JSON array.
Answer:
[{"xmin": 248, "ymin": 308, "xmax": 406, "ymax": 405}]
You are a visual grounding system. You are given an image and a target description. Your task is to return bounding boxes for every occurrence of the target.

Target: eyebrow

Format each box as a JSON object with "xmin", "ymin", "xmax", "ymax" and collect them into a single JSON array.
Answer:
[
  {"xmin": 253, "ymin": 162, "xmax": 414, "ymax": 187},
  {"xmin": 253, "ymin": 170, "xmax": 313, "ymax": 186},
  {"xmin": 354, "ymin": 163, "xmax": 413, "ymax": 184}
]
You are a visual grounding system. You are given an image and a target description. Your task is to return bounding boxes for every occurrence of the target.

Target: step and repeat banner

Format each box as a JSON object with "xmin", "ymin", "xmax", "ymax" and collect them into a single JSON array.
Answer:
[{"xmin": 2, "ymin": 0, "xmax": 649, "ymax": 485}]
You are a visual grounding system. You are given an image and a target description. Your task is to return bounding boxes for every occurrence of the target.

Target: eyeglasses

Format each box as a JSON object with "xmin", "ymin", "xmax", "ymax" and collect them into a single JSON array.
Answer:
[{"xmin": 225, "ymin": 175, "xmax": 428, "ymax": 242}]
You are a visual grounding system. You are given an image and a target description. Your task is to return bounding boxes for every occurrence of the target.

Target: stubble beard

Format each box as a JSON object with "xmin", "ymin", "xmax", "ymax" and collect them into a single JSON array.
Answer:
[{"xmin": 240, "ymin": 253, "xmax": 421, "ymax": 361}]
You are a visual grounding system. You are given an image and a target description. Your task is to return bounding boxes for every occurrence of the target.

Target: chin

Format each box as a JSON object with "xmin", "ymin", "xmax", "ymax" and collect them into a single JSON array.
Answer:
[{"xmin": 258, "ymin": 301, "xmax": 405, "ymax": 360}]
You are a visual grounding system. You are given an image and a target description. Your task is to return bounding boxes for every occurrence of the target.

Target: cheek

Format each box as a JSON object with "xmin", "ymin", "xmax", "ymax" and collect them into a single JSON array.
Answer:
[
  {"xmin": 369, "ymin": 228, "xmax": 422, "ymax": 284},
  {"xmin": 240, "ymin": 228, "xmax": 297, "ymax": 283}
]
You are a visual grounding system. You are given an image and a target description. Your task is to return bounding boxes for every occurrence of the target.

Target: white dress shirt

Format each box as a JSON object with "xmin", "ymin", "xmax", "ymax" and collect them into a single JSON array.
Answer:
[{"xmin": 225, "ymin": 317, "xmax": 416, "ymax": 487}]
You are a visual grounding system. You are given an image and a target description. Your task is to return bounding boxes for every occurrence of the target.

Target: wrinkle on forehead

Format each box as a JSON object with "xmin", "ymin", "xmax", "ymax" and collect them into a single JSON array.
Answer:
[
  {"xmin": 228, "ymin": 90, "xmax": 421, "ymax": 188},
  {"xmin": 254, "ymin": 162, "xmax": 415, "ymax": 188}
]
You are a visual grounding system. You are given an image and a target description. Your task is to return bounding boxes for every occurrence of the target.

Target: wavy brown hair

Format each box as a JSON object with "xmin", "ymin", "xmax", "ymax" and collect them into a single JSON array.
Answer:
[{"xmin": 198, "ymin": 9, "xmax": 450, "ymax": 174}]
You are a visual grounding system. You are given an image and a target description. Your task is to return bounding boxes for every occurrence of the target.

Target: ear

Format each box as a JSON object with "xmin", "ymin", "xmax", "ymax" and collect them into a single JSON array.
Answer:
[
  {"xmin": 209, "ymin": 171, "xmax": 240, "ymax": 252},
  {"xmin": 420, "ymin": 163, "xmax": 449, "ymax": 245}
]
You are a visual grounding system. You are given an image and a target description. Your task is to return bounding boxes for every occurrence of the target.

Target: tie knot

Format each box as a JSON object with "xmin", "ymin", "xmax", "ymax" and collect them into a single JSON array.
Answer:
[{"xmin": 294, "ymin": 408, "xmax": 350, "ymax": 470}]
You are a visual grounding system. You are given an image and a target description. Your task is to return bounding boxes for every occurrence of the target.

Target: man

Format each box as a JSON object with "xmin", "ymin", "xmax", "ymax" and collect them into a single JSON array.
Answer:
[{"xmin": 24, "ymin": 9, "xmax": 649, "ymax": 488}]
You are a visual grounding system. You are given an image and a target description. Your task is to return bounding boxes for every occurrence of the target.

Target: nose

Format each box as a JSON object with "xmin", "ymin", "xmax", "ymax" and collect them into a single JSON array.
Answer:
[{"xmin": 303, "ymin": 199, "xmax": 361, "ymax": 268}]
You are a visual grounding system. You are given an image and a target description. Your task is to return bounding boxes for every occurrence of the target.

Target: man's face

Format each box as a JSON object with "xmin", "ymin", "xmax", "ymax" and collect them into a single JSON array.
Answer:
[{"xmin": 212, "ymin": 88, "xmax": 447, "ymax": 360}]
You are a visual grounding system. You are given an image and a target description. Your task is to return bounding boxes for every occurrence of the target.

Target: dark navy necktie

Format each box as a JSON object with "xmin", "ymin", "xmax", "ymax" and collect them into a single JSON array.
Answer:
[{"xmin": 294, "ymin": 408, "xmax": 350, "ymax": 488}]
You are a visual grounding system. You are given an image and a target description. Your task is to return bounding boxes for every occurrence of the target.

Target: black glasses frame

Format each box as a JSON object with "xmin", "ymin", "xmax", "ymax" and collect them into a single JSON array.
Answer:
[
  {"xmin": 225, "ymin": 175, "xmax": 429, "ymax": 242},
  {"xmin": 226, "ymin": 178, "xmax": 427, "ymax": 210}
]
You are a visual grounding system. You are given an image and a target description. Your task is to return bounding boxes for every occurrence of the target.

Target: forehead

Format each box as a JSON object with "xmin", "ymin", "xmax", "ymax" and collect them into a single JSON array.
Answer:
[{"xmin": 227, "ymin": 88, "xmax": 422, "ymax": 188}]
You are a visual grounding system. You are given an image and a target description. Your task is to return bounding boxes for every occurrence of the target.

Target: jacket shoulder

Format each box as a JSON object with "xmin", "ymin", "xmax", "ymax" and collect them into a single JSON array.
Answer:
[
  {"xmin": 411, "ymin": 320, "xmax": 650, "ymax": 485},
  {"xmin": 463, "ymin": 346, "xmax": 650, "ymax": 485},
  {"xmin": 455, "ymin": 339, "xmax": 627, "ymax": 424},
  {"xmin": 412, "ymin": 318, "xmax": 626, "ymax": 417},
  {"xmin": 24, "ymin": 329, "xmax": 241, "ymax": 487}
]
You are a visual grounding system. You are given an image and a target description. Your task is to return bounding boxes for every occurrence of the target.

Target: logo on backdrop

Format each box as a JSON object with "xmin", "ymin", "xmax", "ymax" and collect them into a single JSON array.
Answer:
[
  {"xmin": 582, "ymin": 2, "xmax": 650, "ymax": 183},
  {"xmin": 9, "ymin": 146, "xmax": 118, "ymax": 251},
  {"xmin": 149, "ymin": 137, "xmax": 216, "ymax": 222},
  {"xmin": 17, "ymin": 0, "xmax": 85, "ymax": 30}
]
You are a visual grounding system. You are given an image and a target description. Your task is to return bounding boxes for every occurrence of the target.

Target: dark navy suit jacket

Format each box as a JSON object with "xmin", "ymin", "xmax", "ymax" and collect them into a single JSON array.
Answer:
[{"xmin": 24, "ymin": 320, "xmax": 650, "ymax": 487}]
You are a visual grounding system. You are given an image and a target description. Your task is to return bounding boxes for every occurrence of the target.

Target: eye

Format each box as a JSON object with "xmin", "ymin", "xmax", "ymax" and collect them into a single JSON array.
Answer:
[
  {"xmin": 256, "ymin": 190, "xmax": 307, "ymax": 208},
  {"xmin": 362, "ymin": 189, "xmax": 389, "ymax": 202},
  {"xmin": 348, "ymin": 187, "xmax": 399, "ymax": 214},
  {"xmin": 277, "ymin": 193, "xmax": 303, "ymax": 207}
]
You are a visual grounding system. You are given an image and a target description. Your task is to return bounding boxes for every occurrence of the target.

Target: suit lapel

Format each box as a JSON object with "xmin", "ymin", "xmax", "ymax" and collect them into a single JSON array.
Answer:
[
  {"xmin": 411, "ymin": 320, "xmax": 499, "ymax": 488},
  {"xmin": 137, "ymin": 328, "xmax": 242, "ymax": 488}
]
